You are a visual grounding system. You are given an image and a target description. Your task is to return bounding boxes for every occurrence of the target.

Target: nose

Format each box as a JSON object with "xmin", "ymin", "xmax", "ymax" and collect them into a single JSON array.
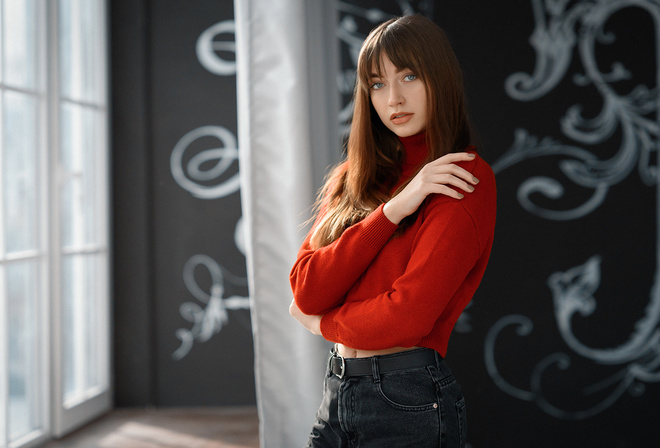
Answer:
[{"xmin": 388, "ymin": 84, "xmax": 403, "ymax": 107}]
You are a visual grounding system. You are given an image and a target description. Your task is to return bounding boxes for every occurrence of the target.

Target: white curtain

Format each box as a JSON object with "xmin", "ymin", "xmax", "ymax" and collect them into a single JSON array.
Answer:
[{"xmin": 235, "ymin": 1, "xmax": 340, "ymax": 446}]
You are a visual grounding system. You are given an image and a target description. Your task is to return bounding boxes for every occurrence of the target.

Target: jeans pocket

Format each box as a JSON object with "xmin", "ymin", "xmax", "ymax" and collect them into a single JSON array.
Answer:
[{"xmin": 376, "ymin": 367, "xmax": 439, "ymax": 412}]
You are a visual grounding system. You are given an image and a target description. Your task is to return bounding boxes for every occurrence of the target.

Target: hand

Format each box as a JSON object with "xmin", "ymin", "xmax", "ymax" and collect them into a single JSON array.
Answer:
[
  {"xmin": 289, "ymin": 299, "xmax": 323, "ymax": 335},
  {"xmin": 383, "ymin": 152, "xmax": 479, "ymax": 224}
]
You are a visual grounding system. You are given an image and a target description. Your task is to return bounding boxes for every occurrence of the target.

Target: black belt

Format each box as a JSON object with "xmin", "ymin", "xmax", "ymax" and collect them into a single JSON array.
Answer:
[{"xmin": 329, "ymin": 348, "xmax": 438, "ymax": 379}]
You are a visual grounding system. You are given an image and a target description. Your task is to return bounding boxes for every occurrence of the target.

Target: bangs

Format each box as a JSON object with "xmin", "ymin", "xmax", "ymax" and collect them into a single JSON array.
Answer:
[{"xmin": 357, "ymin": 20, "xmax": 425, "ymax": 91}]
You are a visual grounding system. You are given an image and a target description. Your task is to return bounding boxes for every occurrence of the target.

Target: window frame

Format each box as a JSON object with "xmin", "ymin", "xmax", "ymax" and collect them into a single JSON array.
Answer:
[
  {"xmin": 49, "ymin": 0, "xmax": 112, "ymax": 438},
  {"xmin": 0, "ymin": 0, "xmax": 112, "ymax": 446}
]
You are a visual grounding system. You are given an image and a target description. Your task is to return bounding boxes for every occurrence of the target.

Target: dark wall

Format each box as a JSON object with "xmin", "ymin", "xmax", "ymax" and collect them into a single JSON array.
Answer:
[
  {"xmin": 110, "ymin": 0, "xmax": 154, "ymax": 406},
  {"xmin": 111, "ymin": 0, "xmax": 255, "ymax": 407},
  {"xmin": 338, "ymin": 1, "xmax": 659, "ymax": 447},
  {"xmin": 453, "ymin": 2, "xmax": 658, "ymax": 446}
]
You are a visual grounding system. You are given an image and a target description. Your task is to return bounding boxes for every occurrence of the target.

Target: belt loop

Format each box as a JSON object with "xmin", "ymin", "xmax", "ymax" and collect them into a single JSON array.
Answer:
[
  {"xmin": 433, "ymin": 350, "xmax": 442, "ymax": 369},
  {"xmin": 371, "ymin": 357, "xmax": 381, "ymax": 383}
]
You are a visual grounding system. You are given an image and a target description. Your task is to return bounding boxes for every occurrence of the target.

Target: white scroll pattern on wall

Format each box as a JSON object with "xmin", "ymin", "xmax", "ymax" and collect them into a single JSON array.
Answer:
[
  {"xmin": 170, "ymin": 20, "xmax": 240, "ymax": 201},
  {"xmin": 171, "ymin": 219, "xmax": 249, "ymax": 361},
  {"xmin": 487, "ymin": 0, "xmax": 660, "ymax": 419},
  {"xmin": 170, "ymin": 20, "xmax": 250, "ymax": 360}
]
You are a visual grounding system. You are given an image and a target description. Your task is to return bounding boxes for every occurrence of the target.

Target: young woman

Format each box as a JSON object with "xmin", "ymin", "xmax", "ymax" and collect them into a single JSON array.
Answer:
[{"xmin": 289, "ymin": 14, "xmax": 496, "ymax": 448}]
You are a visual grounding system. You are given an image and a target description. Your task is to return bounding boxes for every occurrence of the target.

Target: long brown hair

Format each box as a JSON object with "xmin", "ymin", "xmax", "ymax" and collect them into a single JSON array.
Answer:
[{"xmin": 310, "ymin": 15, "xmax": 471, "ymax": 248}]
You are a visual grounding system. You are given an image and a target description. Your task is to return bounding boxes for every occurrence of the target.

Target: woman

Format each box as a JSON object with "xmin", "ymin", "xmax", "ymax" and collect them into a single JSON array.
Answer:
[{"xmin": 289, "ymin": 14, "xmax": 496, "ymax": 447}]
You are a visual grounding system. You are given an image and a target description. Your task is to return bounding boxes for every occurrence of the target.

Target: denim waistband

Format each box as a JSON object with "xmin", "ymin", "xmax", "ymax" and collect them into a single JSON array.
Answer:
[{"xmin": 328, "ymin": 347, "xmax": 450, "ymax": 379}]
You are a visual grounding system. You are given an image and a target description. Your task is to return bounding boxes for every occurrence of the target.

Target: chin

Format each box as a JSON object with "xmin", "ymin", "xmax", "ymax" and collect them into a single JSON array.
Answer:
[
  {"xmin": 386, "ymin": 122, "xmax": 425, "ymax": 137},
  {"xmin": 391, "ymin": 128, "xmax": 423, "ymax": 138}
]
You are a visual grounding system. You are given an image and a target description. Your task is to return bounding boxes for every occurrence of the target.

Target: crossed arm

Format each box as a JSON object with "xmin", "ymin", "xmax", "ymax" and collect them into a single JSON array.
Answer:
[{"xmin": 289, "ymin": 152, "xmax": 479, "ymax": 336}]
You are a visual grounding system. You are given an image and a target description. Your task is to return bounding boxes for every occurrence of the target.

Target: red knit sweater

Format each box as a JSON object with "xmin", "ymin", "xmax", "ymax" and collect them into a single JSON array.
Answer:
[{"xmin": 290, "ymin": 132, "xmax": 497, "ymax": 357}]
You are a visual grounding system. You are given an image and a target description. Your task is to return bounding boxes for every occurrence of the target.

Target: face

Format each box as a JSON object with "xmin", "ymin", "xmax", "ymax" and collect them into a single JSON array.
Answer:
[{"xmin": 369, "ymin": 56, "xmax": 428, "ymax": 138}]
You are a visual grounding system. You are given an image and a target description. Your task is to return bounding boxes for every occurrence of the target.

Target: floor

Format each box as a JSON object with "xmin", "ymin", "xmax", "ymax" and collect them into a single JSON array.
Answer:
[{"xmin": 41, "ymin": 407, "xmax": 260, "ymax": 448}]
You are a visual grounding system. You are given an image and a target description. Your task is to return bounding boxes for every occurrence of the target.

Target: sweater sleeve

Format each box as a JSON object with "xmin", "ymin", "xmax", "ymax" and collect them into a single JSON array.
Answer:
[
  {"xmin": 319, "ymin": 198, "xmax": 485, "ymax": 350},
  {"xmin": 290, "ymin": 203, "xmax": 399, "ymax": 315}
]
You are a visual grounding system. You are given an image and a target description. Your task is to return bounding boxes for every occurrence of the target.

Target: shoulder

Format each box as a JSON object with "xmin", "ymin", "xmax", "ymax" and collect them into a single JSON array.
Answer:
[
  {"xmin": 423, "ymin": 150, "xmax": 496, "ymax": 230},
  {"xmin": 456, "ymin": 150, "xmax": 495, "ymax": 211},
  {"xmin": 460, "ymin": 151, "xmax": 497, "ymax": 222},
  {"xmin": 460, "ymin": 149, "xmax": 496, "ymax": 189},
  {"xmin": 427, "ymin": 150, "xmax": 496, "ymax": 206}
]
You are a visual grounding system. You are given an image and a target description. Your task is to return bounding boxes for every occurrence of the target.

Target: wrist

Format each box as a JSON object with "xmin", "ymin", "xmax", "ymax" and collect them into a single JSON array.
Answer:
[{"xmin": 383, "ymin": 200, "xmax": 404, "ymax": 225}]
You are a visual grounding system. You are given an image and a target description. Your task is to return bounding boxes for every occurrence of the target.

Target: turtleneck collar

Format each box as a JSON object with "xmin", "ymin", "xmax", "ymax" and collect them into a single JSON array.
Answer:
[{"xmin": 398, "ymin": 131, "xmax": 428, "ymax": 178}]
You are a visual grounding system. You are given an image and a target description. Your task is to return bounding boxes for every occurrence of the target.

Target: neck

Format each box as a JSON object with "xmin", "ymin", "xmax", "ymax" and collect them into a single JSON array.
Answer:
[{"xmin": 398, "ymin": 131, "xmax": 427, "ymax": 178}]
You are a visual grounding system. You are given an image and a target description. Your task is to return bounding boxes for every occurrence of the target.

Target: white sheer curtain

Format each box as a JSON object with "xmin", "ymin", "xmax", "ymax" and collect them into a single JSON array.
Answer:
[{"xmin": 235, "ymin": 1, "xmax": 340, "ymax": 446}]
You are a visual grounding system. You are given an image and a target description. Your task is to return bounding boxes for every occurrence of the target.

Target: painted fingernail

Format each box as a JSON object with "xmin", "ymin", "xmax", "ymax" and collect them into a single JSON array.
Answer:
[
  {"xmin": 468, "ymin": 185, "xmax": 475, "ymax": 192},
  {"xmin": 469, "ymin": 153, "xmax": 476, "ymax": 158},
  {"xmin": 473, "ymin": 177, "xmax": 479, "ymax": 184},
  {"xmin": 458, "ymin": 193, "xmax": 464, "ymax": 199}
]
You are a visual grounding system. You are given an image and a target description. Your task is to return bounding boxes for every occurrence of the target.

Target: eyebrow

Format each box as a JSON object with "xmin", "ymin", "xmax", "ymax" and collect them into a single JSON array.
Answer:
[{"xmin": 369, "ymin": 67, "xmax": 411, "ymax": 78}]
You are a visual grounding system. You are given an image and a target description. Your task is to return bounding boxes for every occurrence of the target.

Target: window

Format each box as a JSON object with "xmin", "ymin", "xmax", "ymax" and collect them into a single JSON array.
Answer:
[{"xmin": 0, "ymin": 0, "xmax": 110, "ymax": 446}]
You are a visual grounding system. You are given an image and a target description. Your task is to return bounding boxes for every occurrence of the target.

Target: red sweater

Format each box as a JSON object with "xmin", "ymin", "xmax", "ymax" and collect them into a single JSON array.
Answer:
[{"xmin": 290, "ymin": 133, "xmax": 496, "ymax": 357}]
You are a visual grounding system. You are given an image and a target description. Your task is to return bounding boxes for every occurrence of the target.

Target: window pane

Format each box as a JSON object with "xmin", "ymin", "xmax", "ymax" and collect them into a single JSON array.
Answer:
[
  {"xmin": 0, "ymin": 0, "xmax": 110, "ymax": 443},
  {"xmin": 60, "ymin": 103, "xmax": 99, "ymax": 248},
  {"xmin": 59, "ymin": 0, "xmax": 104, "ymax": 103},
  {"xmin": 3, "ymin": 0, "xmax": 37, "ymax": 89},
  {"xmin": 56, "ymin": 0, "xmax": 110, "ymax": 433},
  {"xmin": 62, "ymin": 253, "xmax": 106, "ymax": 407},
  {"xmin": 3, "ymin": 91, "xmax": 37, "ymax": 253},
  {"xmin": 7, "ymin": 260, "xmax": 41, "ymax": 440}
]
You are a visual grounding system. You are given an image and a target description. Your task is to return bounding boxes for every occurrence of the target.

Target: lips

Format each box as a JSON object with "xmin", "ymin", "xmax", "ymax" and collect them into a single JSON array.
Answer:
[{"xmin": 390, "ymin": 112, "xmax": 413, "ymax": 125}]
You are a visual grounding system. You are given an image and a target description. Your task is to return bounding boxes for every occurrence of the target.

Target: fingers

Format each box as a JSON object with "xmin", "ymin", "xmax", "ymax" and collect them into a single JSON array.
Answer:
[
  {"xmin": 429, "ymin": 174, "xmax": 475, "ymax": 194},
  {"xmin": 391, "ymin": 153, "xmax": 480, "ymax": 216},
  {"xmin": 419, "ymin": 167, "xmax": 477, "ymax": 189},
  {"xmin": 435, "ymin": 151, "xmax": 475, "ymax": 164},
  {"xmin": 430, "ymin": 184, "xmax": 466, "ymax": 200},
  {"xmin": 432, "ymin": 153, "xmax": 476, "ymax": 168},
  {"xmin": 424, "ymin": 155, "xmax": 479, "ymax": 186}
]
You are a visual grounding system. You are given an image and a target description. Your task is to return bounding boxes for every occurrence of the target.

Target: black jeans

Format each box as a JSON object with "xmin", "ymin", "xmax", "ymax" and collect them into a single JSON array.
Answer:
[{"xmin": 306, "ymin": 348, "xmax": 467, "ymax": 447}]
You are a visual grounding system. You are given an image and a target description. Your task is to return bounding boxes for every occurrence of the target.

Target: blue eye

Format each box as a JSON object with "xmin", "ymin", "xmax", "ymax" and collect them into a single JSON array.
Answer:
[
  {"xmin": 371, "ymin": 82, "xmax": 384, "ymax": 90},
  {"xmin": 404, "ymin": 74, "xmax": 417, "ymax": 81}
]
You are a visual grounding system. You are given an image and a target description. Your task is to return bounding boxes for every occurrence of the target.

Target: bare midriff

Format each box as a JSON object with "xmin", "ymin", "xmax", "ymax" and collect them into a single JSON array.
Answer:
[{"xmin": 336, "ymin": 343, "xmax": 421, "ymax": 359}]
